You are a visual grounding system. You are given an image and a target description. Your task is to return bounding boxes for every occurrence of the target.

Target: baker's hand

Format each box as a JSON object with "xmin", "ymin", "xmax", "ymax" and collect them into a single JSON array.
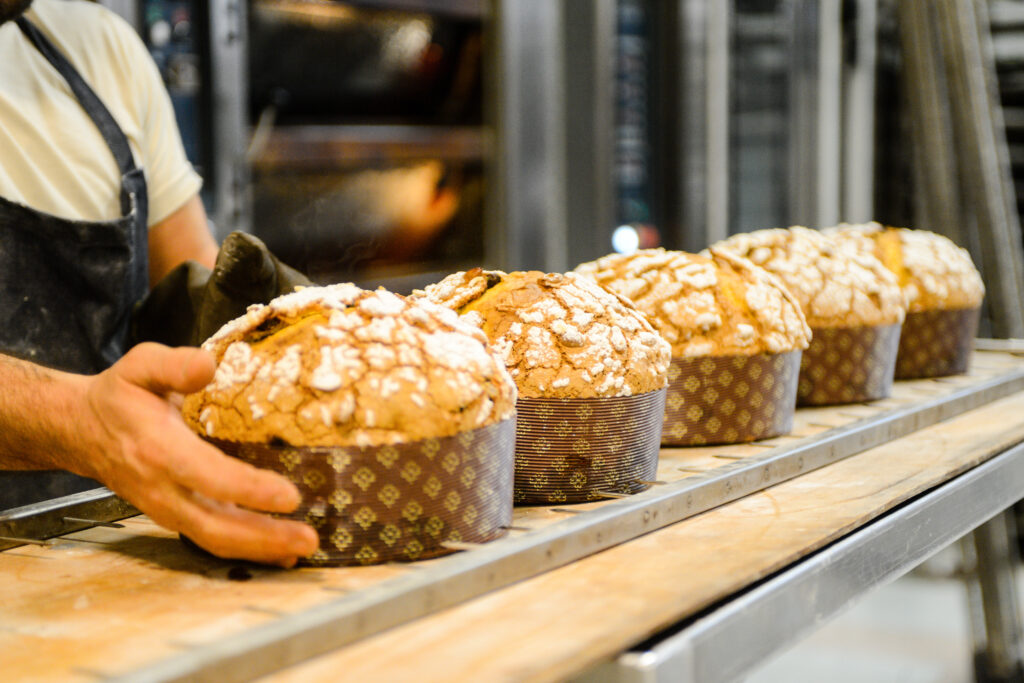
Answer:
[{"xmin": 81, "ymin": 343, "xmax": 319, "ymax": 567}]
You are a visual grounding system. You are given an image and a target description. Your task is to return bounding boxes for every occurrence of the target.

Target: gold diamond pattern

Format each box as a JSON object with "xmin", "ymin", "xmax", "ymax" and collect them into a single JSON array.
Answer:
[
  {"xmin": 376, "ymin": 446, "xmax": 399, "ymax": 469},
  {"xmin": 329, "ymin": 489, "xmax": 352, "ymax": 513},
  {"xmin": 379, "ymin": 524, "xmax": 401, "ymax": 547},
  {"xmin": 422, "ymin": 476, "xmax": 443, "ymax": 499},
  {"xmin": 328, "ymin": 452, "xmax": 351, "ymax": 473},
  {"xmin": 377, "ymin": 484, "xmax": 401, "ymax": 508},
  {"xmin": 514, "ymin": 390, "xmax": 665, "ymax": 504},
  {"xmin": 798, "ymin": 324, "xmax": 900, "ymax": 405},
  {"xmin": 402, "ymin": 500, "xmax": 424, "ymax": 522},
  {"xmin": 663, "ymin": 352, "xmax": 800, "ymax": 446},
  {"xmin": 460, "ymin": 465, "xmax": 477, "ymax": 488},
  {"xmin": 399, "ymin": 460, "xmax": 422, "ymax": 484},
  {"xmin": 279, "ymin": 451, "xmax": 302, "ymax": 472},
  {"xmin": 303, "ymin": 469, "xmax": 327, "ymax": 491},
  {"xmin": 352, "ymin": 467, "xmax": 376, "ymax": 491},
  {"xmin": 331, "ymin": 528, "xmax": 352, "ymax": 550},
  {"xmin": 351, "ymin": 506, "xmax": 377, "ymax": 530},
  {"xmin": 896, "ymin": 308, "xmax": 979, "ymax": 379}
]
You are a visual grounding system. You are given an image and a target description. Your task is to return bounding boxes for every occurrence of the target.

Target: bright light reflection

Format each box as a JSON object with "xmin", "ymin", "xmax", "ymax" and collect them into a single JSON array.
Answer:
[{"xmin": 612, "ymin": 225, "xmax": 640, "ymax": 254}]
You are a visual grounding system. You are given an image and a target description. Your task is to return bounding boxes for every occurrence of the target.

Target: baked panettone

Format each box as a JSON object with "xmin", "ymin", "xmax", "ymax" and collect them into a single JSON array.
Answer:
[
  {"xmin": 182, "ymin": 283, "xmax": 517, "ymax": 447},
  {"xmin": 416, "ymin": 269, "xmax": 670, "ymax": 503},
  {"xmin": 575, "ymin": 248, "xmax": 810, "ymax": 445},
  {"xmin": 715, "ymin": 227, "xmax": 907, "ymax": 405},
  {"xmin": 714, "ymin": 226, "xmax": 906, "ymax": 328},
  {"xmin": 825, "ymin": 222, "xmax": 985, "ymax": 312},
  {"xmin": 574, "ymin": 247, "xmax": 810, "ymax": 358},
  {"xmin": 825, "ymin": 222, "xmax": 984, "ymax": 378},
  {"xmin": 415, "ymin": 269, "xmax": 671, "ymax": 398}
]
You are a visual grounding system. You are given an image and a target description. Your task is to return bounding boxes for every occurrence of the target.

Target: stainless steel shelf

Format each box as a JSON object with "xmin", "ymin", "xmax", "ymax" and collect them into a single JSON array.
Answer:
[{"xmin": 581, "ymin": 441, "xmax": 1024, "ymax": 683}]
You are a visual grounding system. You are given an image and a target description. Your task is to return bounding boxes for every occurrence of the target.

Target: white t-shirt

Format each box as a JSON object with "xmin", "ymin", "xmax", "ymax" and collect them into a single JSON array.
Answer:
[{"xmin": 0, "ymin": 0, "xmax": 202, "ymax": 226}]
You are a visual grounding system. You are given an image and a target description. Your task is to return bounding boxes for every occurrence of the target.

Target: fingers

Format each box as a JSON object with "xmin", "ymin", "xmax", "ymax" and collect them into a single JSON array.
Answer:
[
  {"xmin": 169, "ymin": 430, "xmax": 302, "ymax": 514},
  {"xmin": 175, "ymin": 491, "xmax": 319, "ymax": 566},
  {"xmin": 114, "ymin": 343, "xmax": 215, "ymax": 397},
  {"xmin": 143, "ymin": 486, "xmax": 318, "ymax": 566}
]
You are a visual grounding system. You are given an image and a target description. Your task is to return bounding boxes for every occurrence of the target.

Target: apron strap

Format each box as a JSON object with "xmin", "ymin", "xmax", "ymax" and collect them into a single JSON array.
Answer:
[{"xmin": 15, "ymin": 16, "xmax": 140, "ymax": 219}]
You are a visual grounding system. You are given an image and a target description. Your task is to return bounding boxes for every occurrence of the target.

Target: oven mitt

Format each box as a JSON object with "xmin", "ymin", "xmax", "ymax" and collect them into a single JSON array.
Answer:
[{"xmin": 131, "ymin": 231, "xmax": 313, "ymax": 348}]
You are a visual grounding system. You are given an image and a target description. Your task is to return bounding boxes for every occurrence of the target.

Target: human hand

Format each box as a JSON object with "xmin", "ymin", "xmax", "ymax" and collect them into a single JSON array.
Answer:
[{"xmin": 79, "ymin": 343, "xmax": 319, "ymax": 567}]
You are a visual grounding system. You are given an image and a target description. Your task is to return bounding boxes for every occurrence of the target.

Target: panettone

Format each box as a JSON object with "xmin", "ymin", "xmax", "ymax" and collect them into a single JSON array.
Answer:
[
  {"xmin": 714, "ymin": 226, "xmax": 906, "ymax": 328},
  {"xmin": 415, "ymin": 269, "xmax": 671, "ymax": 398},
  {"xmin": 824, "ymin": 222, "xmax": 985, "ymax": 312},
  {"xmin": 182, "ymin": 284, "xmax": 517, "ymax": 447},
  {"xmin": 574, "ymin": 247, "xmax": 810, "ymax": 358},
  {"xmin": 825, "ymin": 222, "xmax": 985, "ymax": 379}
]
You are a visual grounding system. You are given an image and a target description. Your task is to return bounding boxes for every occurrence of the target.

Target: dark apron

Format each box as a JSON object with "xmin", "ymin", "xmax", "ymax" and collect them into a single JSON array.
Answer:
[{"xmin": 0, "ymin": 17, "xmax": 149, "ymax": 509}]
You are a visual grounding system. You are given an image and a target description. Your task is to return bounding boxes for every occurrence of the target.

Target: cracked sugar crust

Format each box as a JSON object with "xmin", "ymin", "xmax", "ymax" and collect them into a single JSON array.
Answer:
[
  {"xmin": 574, "ymin": 248, "xmax": 810, "ymax": 358},
  {"xmin": 824, "ymin": 222, "xmax": 985, "ymax": 313},
  {"xmin": 413, "ymin": 269, "xmax": 671, "ymax": 399},
  {"xmin": 713, "ymin": 226, "xmax": 906, "ymax": 329},
  {"xmin": 181, "ymin": 284, "xmax": 518, "ymax": 447}
]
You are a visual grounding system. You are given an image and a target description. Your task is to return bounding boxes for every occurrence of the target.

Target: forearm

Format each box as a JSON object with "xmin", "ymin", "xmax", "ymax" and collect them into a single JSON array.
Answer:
[
  {"xmin": 0, "ymin": 345, "xmax": 317, "ymax": 564},
  {"xmin": 0, "ymin": 354, "xmax": 95, "ymax": 474}
]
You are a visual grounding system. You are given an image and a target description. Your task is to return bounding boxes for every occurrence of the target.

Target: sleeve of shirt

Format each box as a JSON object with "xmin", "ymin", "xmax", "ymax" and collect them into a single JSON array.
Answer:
[{"xmin": 116, "ymin": 21, "xmax": 203, "ymax": 227}]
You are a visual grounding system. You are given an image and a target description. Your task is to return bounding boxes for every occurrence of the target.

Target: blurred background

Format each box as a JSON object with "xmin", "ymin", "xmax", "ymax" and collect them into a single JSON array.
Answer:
[{"xmin": 97, "ymin": 0, "xmax": 1024, "ymax": 333}]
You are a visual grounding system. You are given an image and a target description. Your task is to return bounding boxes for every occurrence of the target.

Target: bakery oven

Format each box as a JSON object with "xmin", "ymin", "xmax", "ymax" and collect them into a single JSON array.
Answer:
[
  {"xmin": 244, "ymin": 1, "xmax": 488, "ymax": 291},
  {"xmin": 103, "ymin": 0, "xmax": 489, "ymax": 292}
]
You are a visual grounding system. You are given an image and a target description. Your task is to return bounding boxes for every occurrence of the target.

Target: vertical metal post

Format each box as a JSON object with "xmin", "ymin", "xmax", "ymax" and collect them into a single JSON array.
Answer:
[
  {"xmin": 563, "ymin": 0, "xmax": 618, "ymax": 268},
  {"xmin": 965, "ymin": 511, "xmax": 1024, "ymax": 682},
  {"xmin": 492, "ymin": 0, "xmax": 567, "ymax": 272},
  {"xmin": 841, "ymin": 0, "xmax": 878, "ymax": 222},
  {"xmin": 788, "ymin": 0, "xmax": 842, "ymax": 229},
  {"xmin": 897, "ymin": 0, "xmax": 967, "ymax": 247},
  {"xmin": 207, "ymin": 0, "xmax": 250, "ymax": 239},
  {"xmin": 654, "ymin": 0, "xmax": 730, "ymax": 252}
]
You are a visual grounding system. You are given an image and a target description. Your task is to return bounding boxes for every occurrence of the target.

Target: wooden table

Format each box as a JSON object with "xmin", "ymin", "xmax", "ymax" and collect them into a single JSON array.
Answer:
[{"xmin": 4, "ymin": 349, "xmax": 1024, "ymax": 682}]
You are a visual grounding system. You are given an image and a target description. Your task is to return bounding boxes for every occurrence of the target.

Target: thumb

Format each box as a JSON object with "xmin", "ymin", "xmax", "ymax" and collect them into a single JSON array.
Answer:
[{"xmin": 113, "ymin": 343, "xmax": 216, "ymax": 397}]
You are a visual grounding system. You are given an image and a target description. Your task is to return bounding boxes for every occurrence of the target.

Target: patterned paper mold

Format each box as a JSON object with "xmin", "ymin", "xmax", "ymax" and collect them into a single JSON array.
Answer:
[
  {"xmin": 798, "ymin": 324, "xmax": 902, "ymax": 405},
  {"xmin": 575, "ymin": 248, "xmax": 809, "ymax": 445},
  {"xmin": 209, "ymin": 417, "xmax": 515, "ymax": 566},
  {"xmin": 513, "ymin": 389, "xmax": 666, "ymax": 504},
  {"xmin": 825, "ymin": 223, "xmax": 984, "ymax": 378},
  {"xmin": 662, "ymin": 351, "xmax": 801, "ymax": 446},
  {"xmin": 894, "ymin": 308, "xmax": 980, "ymax": 379}
]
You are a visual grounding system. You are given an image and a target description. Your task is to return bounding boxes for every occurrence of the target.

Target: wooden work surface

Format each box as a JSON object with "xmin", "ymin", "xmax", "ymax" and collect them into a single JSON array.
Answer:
[{"xmin": 2, "ymin": 351, "xmax": 1024, "ymax": 682}]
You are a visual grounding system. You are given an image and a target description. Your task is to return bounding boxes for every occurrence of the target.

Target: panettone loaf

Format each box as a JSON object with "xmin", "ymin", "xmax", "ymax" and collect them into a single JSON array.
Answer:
[
  {"xmin": 182, "ymin": 284, "xmax": 517, "ymax": 447},
  {"xmin": 714, "ymin": 226, "xmax": 906, "ymax": 328},
  {"xmin": 574, "ymin": 247, "xmax": 810, "ymax": 358},
  {"xmin": 415, "ymin": 269, "xmax": 671, "ymax": 399},
  {"xmin": 825, "ymin": 222, "xmax": 985, "ymax": 312}
]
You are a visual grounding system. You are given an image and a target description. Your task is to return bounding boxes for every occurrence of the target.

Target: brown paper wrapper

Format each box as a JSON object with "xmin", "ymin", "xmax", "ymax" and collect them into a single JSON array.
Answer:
[
  {"xmin": 208, "ymin": 417, "xmax": 515, "ymax": 566},
  {"xmin": 895, "ymin": 307, "xmax": 980, "ymax": 379},
  {"xmin": 662, "ymin": 351, "xmax": 801, "ymax": 446},
  {"xmin": 513, "ymin": 388, "xmax": 666, "ymax": 505},
  {"xmin": 798, "ymin": 323, "xmax": 901, "ymax": 406}
]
